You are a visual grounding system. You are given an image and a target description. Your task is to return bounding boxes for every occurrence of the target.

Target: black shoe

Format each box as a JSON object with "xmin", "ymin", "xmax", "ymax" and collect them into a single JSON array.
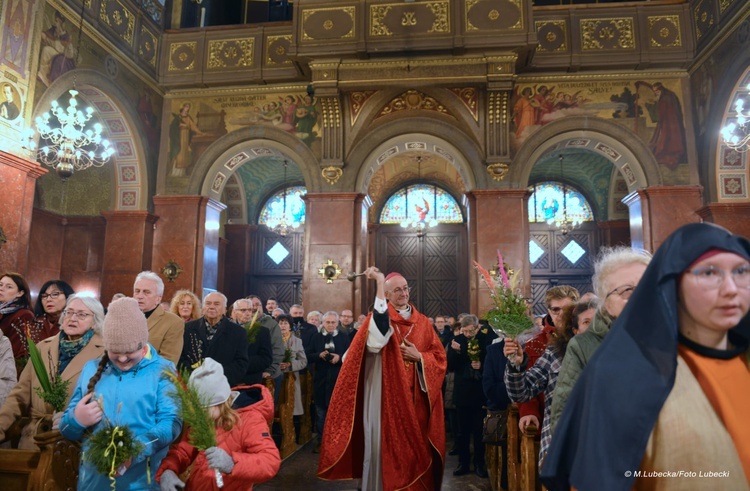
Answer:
[
  {"xmin": 453, "ymin": 465, "xmax": 471, "ymax": 476},
  {"xmin": 475, "ymin": 466, "xmax": 489, "ymax": 478},
  {"xmin": 448, "ymin": 448, "xmax": 458, "ymax": 456}
]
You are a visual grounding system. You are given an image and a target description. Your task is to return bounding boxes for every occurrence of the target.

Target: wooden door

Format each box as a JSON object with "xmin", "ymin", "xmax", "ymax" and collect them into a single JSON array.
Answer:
[
  {"xmin": 247, "ymin": 228, "xmax": 304, "ymax": 312},
  {"xmin": 529, "ymin": 223, "xmax": 597, "ymax": 316},
  {"xmin": 375, "ymin": 224, "xmax": 468, "ymax": 319}
]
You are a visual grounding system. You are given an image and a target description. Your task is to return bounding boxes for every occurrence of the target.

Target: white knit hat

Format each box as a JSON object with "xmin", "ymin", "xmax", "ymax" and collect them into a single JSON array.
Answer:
[
  {"xmin": 189, "ymin": 358, "xmax": 233, "ymax": 407},
  {"xmin": 104, "ymin": 297, "xmax": 149, "ymax": 353}
]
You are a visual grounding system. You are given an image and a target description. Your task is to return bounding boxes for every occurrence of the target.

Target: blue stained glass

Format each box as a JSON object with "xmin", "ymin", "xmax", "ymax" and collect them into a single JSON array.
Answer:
[
  {"xmin": 528, "ymin": 182, "xmax": 593, "ymax": 223},
  {"xmin": 380, "ymin": 184, "xmax": 463, "ymax": 224},
  {"xmin": 259, "ymin": 186, "xmax": 307, "ymax": 226}
]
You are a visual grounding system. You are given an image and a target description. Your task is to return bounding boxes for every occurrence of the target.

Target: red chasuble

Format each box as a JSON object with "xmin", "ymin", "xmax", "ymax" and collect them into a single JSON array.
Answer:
[{"xmin": 317, "ymin": 303, "xmax": 447, "ymax": 490}]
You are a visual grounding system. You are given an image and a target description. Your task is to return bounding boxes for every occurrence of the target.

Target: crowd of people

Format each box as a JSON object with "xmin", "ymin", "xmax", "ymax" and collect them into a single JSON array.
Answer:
[{"xmin": 0, "ymin": 223, "xmax": 747, "ymax": 490}]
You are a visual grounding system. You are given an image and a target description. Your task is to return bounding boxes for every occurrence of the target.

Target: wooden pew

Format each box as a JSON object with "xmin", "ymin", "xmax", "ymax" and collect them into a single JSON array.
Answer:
[
  {"xmin": 299, "ymin": 371, "xmax": 313, "ymax": 443},
  {"xmin": 520, "ymin": 424, "xmax": 540, "ymax": 491},
  {"xmin": 0, "ymin": 430, "xmax": 79, "ymax": 491},
  {"xmin": 502, "ymin": 403, "xmax": 542, "ymax": 491},
  {"xmin": 506, "ymin": 405, "xmax": 520, "ymax": 491},
  {"xmin": 277, "ymin": 372, "xmax": 296, "ymax": 458}
]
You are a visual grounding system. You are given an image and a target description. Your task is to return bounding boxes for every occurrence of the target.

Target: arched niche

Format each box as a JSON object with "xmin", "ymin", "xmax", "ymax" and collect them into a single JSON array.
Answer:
[
  {"xmin": 32, "ymin": 69, "xmax": 150, "ymax": 211},
  {"xmin": 510, "ymin": 116, "xmax": 661, "ymax": 192}
]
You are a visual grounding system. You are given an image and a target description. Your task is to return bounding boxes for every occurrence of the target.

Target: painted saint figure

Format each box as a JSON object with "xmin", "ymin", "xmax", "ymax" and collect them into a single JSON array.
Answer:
[
  {"xmin": 0, "ymin": 84, "xmax": 20, "ymax": 120},
  {"xmin": 169, "ymin": 103, "xmax": 206, "ymax": 177},
  {"xmin": 635, "ymin": 81, "xmax": 687, "ymax": 170},
  {"xmin": 37, "ymin": 11, "xmax": 77, "ymax": 87}
]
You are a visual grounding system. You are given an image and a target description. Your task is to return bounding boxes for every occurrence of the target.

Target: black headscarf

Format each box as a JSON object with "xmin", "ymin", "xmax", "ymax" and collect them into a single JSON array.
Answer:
[{"xmin": 540, "ymin": 223, "xmax": 750, "ymax": 491}]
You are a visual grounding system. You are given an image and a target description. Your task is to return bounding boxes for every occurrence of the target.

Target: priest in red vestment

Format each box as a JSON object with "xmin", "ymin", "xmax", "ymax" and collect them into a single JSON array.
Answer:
[{"xmin": 317, "ymin": 267, "xmax": 447, "ymax": 490}]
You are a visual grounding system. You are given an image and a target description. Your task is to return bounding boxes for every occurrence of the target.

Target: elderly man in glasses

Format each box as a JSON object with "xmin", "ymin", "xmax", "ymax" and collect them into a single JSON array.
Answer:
[
  {"xmin": 515, "ymin": 286, "xmax": 580, "ymax": 435},
  {"xmin": 318, "ymin": 267, "xmax": 447, "ymax": 491}
]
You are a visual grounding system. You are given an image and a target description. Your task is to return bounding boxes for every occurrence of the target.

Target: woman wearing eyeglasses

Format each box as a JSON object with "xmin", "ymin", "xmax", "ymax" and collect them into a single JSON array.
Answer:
[
  {"xmin": 0, "ymin": 294, "xmax": 105, "ymax": 449},
  {"xmin": 0, "ymin": 272, "xmax": 36, "ymax": 376},
  {"xmin": 33, "ymin": 280, "xmax": 75, "ymax": 340},
  {"xmin": 549, "ymin": 247, "xmax": 652, "ymax": 432},
  {"xmin": 542, "ymin": 223, "xmax": 750, "ymax": 490}
]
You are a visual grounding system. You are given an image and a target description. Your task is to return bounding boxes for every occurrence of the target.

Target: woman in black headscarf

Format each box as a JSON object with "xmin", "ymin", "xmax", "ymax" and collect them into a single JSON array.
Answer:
[{"xmin": 541, "ymin": 223, "xmax": 750, "ymax": 491}]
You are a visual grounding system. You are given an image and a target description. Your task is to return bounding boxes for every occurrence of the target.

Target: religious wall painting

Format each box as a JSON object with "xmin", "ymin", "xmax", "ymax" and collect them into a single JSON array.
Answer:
[
  {"xmin": 511, "ymin": 78, "xmax": 690, "ymax": 183},
  {"xmin": 167, "ymin": 93, "xmax": 322, "ymax": 177},
  {"xmin": 0, "ymin": 80, "xmax": 22, "ymax": 121},
  {"xmin": 1, "ymin": 0, "xmax": 35, "ymax": 77},
  {"xmin": 36, "ymin": 9, "xmax": 80, "ymax": 88}
]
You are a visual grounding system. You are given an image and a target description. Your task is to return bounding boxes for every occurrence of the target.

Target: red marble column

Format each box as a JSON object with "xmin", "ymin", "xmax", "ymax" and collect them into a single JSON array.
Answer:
[
  {"xmin": 302, "ymin": 193, "xmax": 366, "ymax": 314},
  {"xmin": 100, "ymin": 211, "xmax": 157, "ymax": 303},
  {"xmin": 0, "ymin": 151, "xmax": 47, "ymax": 274},
  {"xmin": 224, "ymin": 224, "xmax": 257, "ymax": 301},
  {"xmin": 697, "ymin": 203, "xmax": 750, "ymax": 239},
  {"xmin": 466, "ymin": 189, "xmax": 531, "ymax": 317},
  {"xmin": 152, "ymin": 196, "xmax": 226, "ymax": 300},
  {"xmin": 623, "ymin": 186, "xmax": 703, "ymax": 253}
]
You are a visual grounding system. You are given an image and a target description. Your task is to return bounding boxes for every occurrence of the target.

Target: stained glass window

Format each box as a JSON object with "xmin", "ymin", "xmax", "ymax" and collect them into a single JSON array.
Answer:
[
  {"xmin": 380, "ymin": 184, "xmax": 463, "ymax": 224},
  {"xmin": 259, "ymin": 186, "xmax": 307, "ymax": 226},
  {"xmin": 528, "ymin": 182, "xmax": 594, "ymax": 224}
]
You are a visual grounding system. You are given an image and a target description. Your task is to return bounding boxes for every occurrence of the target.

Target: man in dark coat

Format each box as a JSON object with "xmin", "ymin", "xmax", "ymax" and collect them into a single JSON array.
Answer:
[
  {"xmin": 309, "ymin": 311, "xmax": 350, "ymax": 452},
  {"xmin": 179, "ymin": 292, "xmax": 249, "ymax": 387},
  {"xmin": 232, "ymin": 298, "xmax": 273, "ymax": 386}
]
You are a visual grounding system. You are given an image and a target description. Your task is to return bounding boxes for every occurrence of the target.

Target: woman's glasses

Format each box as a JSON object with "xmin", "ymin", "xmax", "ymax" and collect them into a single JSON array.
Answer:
[
  {"xmin": 40, "ymin": 291, "xmax": 63, "ymax": 300},
  {"xmin": 686, "ymin": 265, "xmax": 750, "ymax": 289},
  {"xmin": 62, "ymin": 310, "xmax": 93, "ymax": 320}
]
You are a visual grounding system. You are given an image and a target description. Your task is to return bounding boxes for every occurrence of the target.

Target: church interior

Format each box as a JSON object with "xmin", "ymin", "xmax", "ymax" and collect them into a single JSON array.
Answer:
[{"xmin": 1, "ymin": 0, "xmax": 750, "ymax": 489}]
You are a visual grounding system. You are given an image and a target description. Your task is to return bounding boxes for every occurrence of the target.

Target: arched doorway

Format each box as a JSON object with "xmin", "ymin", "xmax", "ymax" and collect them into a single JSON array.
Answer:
[{"xmin": 372, "ymin": 153, "xmax": 469, "ymax": 318}]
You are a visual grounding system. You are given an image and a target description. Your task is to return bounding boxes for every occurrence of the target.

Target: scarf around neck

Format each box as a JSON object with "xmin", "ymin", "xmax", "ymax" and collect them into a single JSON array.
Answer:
[
  {"xmin": 0, "ymin": 297, "xmax": 26, "ymax": 316},
  {"xmin": 58, "ymin": 329, "xmax": 95, "ymax": 374}
]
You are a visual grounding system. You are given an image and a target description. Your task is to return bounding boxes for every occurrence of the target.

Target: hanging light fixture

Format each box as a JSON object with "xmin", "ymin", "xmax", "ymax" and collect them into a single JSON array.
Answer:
[
  {"xmin": 720, "ymin": 82, "xmax": 750, "ymax": 152},
  {"xmin": 400, "ymin": 155, "xmax": 438, "ymax": 237},
  {"xmin": 21, "ymin": 4, "xmax": 114, "ymax": 181},
  {"xmin": 266, "ymin": 160, "xmax": 299, "ymax": 236},
  {"xmin": 548, "ymin": 154, "xmax": 579, "ymax": 235}
]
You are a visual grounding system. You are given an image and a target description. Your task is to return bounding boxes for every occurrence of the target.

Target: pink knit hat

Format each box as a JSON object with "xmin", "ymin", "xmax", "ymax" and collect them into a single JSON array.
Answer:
[{"xmin": 103, "ymin": 297, "xmax": 149, "ymax": 353}]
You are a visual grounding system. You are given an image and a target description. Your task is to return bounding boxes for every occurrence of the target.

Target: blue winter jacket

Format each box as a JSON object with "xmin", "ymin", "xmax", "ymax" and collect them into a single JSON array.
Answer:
[{"xmin": 60, "ymin": 344, "xmax": 182, "ymax": 491}]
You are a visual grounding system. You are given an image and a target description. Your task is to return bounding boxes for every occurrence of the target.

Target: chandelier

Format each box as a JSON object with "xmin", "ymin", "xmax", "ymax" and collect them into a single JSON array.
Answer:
[
  {"xmin": 400, "ymin": 155, "xmax": 438, "ymax": 237},
  {"xmin": 22, "ymin": 4, "xmax": 114, "ymax": 181},
  {"xmin": 266, "ymin": 160, "xmax": 299, "ymax": 236},
  {"xmin": 548, "ymin": 154, "xmax": 580, "ymax": 235},
  {"xmin": 720, "ymin": 82, "xmax": 750, "ymax": 152}
]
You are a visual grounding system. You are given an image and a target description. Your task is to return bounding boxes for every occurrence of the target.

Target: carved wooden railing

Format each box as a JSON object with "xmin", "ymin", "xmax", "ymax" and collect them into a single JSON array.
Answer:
[
  {"xmin": 299, "ymin": 371, "xmax": 313, "ymax": 444},
  {"xmin": 0, "ymin": 429, "xmax": 80, "ymax": 491},
  {"xmin": 265, "ymin": 373, "xmax": 298, "ymax": 458},
  {"xmin": 492, "ymin": 404, "xmax": 541, "ymax": 491}
]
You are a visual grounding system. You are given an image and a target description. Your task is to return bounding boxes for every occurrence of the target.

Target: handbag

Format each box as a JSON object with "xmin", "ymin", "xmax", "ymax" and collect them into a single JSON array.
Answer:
[{"xmin": 482, "ymin": 408, "xmax": 508, "ymax": 445}]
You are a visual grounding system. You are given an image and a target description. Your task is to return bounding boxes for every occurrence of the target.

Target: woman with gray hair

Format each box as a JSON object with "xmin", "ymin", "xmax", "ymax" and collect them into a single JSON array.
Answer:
[
  {"xmin": 549, "ymin": 246, "xmax": 652, "ymax": 431},
  {"xmin": 0, "ymin": 294, "xmax": 105, "ymax": 449}
]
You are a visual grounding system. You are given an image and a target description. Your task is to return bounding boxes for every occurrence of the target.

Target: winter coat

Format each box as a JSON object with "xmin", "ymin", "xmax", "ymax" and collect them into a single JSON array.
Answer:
[
  {"xmin": 446, "ymin": 332, "xmax": 491, "ymax": 408},
  {"xmin": 241, "ymin": 325, "xmax": 273, "ymax": 386},
  {"xmin": 282, "ymin": 335, "xmax": 307, "ymax": 415},
  {"xmin": 60, "ymin": 344, "xmax": 182, "ymax": 491},
  {"xmin": 310, "ymin": 330, "xmax": 350, "ymax": 408},
  {"xmin": 0, "ymin": 334, "xmax": 16, "ymax": 408},
  {"xmin": 180, "ymin": 317, "xmax": 250, "ymax": 387},
  {"xmin": 0, "ymin": 332, "xmax": 104, "ymax": 449},
  {"xmin": 147, "ymin": 305, "xmax": 185, "ymax": 364},
  {"xmin": 0, "ymin": 307, "xmax": 35, "ymax": 374},
  {"xmin": 156, "ymin": 384, "xmax": 281, "ymax": 491}
]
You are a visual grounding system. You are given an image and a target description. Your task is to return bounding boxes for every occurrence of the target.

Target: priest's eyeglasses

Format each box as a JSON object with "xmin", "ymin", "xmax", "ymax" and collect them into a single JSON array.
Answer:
[
  {"xmin": 686, "ymin": 264, "xmax": 750, "ymax": 289},
  {"xmin": 606, "ymin": 285, "xmax": 635, "ymax": 299},
  {"xmin": 62, "ymin": 310, "xmax": 93, "ymax": 320},
  {"xmin": 389, "ymin": 286, "xmax": 411, "ymax": 295}
]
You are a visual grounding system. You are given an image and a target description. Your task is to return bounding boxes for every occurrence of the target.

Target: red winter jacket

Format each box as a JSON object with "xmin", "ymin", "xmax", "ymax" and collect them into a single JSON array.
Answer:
[{"xmin": 156, "ymin": 384, "xmax": 281, "ymax": 491}]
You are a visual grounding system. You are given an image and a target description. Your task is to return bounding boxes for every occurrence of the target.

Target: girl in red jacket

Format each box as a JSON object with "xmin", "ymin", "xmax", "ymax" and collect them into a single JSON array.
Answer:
[{"xmin": 157, "ymin": 358, "xmax": 281, "ymax": 491}]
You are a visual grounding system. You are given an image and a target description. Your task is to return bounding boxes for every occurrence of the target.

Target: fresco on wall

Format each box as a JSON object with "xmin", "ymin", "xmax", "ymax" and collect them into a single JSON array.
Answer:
[
  {"xmin": 511, "ymin": 78, "xmax": 689, "ymax": 182},
  {"xmin": 1, "ymin": 0, "xmax": 36, "ymax": 77},
  {"xmin": 36, "ymin": 9, "xmax": 79, "ymax": 87},
  {"xmin": 166, "ymin": 93, "xmax": 321, "ymax": 178},
  {"xmin": 0, "ymin": 82, "xmax": 22, "ymax": 120}
]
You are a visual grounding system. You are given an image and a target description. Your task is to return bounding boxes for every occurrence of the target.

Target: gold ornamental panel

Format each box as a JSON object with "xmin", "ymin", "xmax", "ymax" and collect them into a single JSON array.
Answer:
[
  {"xmin": 370, "ymin": 1, "xmax": 450, "ymax": 37},
  {"xmin": 266, "ymin": 35, "xmax": 292, "ymax": 65},
  {"xmin": 648, "ymin": 16, "xmax": 682, "ymax": 48},
  {"xmin": 168, "ymin": 42, "xmax": 197, "ymax": 72},
  {"xmin": 349, "ymin": 91, "xmax": 377, "ymax": 127},
  {"xmin": 377, "ymin": 90, "xmax": 451, "ymax": 119},
  {"xmin": 100, "ymin": 0, "xmax": 136, "ymax": 46},
  {"xmin": 301, "ymin": 7, "xmax": 355, "ymax": 41},
  {"xmin": 580, "ymin": 17, "xmax": 635, "ymax": 51},
  {"xmin": 719, "ymin": 0, "xmax": 733, "ymax": 14},
  {"xmin": 535, "ymin": 20, "xmax": 567, "ymax": 52},
  {"xmin": 693, "ymin": 0, "xmax": 714, "ymax": 41},
  {"xmin": 138, "ymin": 26, "xmax": 157, "ymax": 67},
  {"xmin": 466, "ymin": 0, "xmax": 523, "ymax": 32},
  {"xmin": 449, "ymin": 88, "xmax": 478, "ymax": 122},
  {"xmin": 207, "ymin": 38, "xmax": 255, "ymax": 69}
]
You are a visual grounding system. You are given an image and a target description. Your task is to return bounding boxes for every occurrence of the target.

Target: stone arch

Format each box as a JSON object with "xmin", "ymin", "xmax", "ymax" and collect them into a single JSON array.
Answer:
[
  {"xmin": 350, "ymin": 117, "xmax": 484, "ymax": 196},
  {"xmin": 509, "ymin": 116, "xmax": 661, "ymax": 192},
  {"xmin": 711, "ymin": 65, "xmax": 750, "ymax": 203},
  {"xmin": 189, "ymin": 125, "xmax": 320, "ymax": 201},
  {"xmin": 33, "ymin": 69, "xmax": 150, "ymax": 210}
]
